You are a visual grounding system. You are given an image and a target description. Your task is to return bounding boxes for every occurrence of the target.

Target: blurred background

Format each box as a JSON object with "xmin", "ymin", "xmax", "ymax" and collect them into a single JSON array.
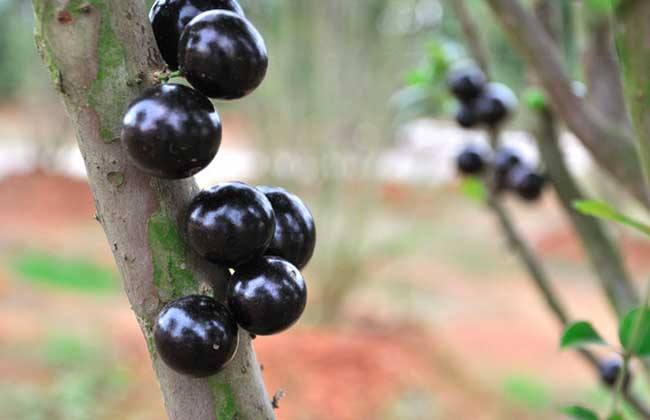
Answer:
[{"xmin": 1, "ymin": 1, "xmax": 648, "ymax": 419}]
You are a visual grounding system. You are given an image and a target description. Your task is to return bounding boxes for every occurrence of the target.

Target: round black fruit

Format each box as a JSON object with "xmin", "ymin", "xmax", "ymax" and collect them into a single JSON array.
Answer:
[
  {"xmin": 178, "ymin": 10, "xmax": 268, "ymax": 99},
  {"xmin": 154, "ymin": 295, "xmax": 239, "ymax": 377},
  {"xmin": 228, "ymin": 256, "xmax": 307, "ymax": 335},
  {"xmin": 475, "ymin": 83, "xmax": 517, "ymax": 127},
  {"xmin": 150, "ymin": 0, "xmax": 244, "ymax": 70},
  {"xmin": 493, "ymin": 147, "xmax": 521, "ymax": 191},
  {"xmin": 121, "ymin": 83, "xmax": 221, "ymax": 179},
  {"xmin": 456, "ymin": 146, "xmax": 486, "ymax": 176},
  {"xmin": 599, "ymin": 358, "xmax": 631, "ymax": 389},
  {"xmin": 257, "ymin": 186, "xmax": 316, "ymax": 270},
  {"xmin": 186, "ymin": 182, "xmax": 275, "ymax": 267},
  {"xmin": 508, "ymin": 165, "xmax": 546, "ymax": 201},
  {"xmin": 447, "ymin": 65, "xmax": 486, "ymax": 103},
  {"xmin": 455, "ymin": 104, "xmax": 480, "ymax": 129}
]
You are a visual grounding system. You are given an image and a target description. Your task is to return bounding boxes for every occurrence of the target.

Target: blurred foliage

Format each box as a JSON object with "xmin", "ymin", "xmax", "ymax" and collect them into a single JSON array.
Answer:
[
  {"xmin": 501, "ymin": 374, "xmax": 551, "ymax": 410},
  {"xmin": 0, "ymin": 334, "xmax": 130, "ymax": 420},
  {"xmin": 0, "ymin": 0, "xmax": 45, "ymax": 100},
  {"xmin": 10, "ymin": 250, "xmax": 118, "ymax": 293}
]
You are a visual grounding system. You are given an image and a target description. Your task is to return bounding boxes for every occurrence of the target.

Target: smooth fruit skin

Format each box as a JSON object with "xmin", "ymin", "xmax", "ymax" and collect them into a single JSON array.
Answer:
[
  {"xmin": 153, "ymin": 295, "xmax": 239, "ymax": 377},
  {"xmin": 186, "ymin": 182, "xmax": 275, "ymax": 267},
  {"xmin": 493, "ymin": 147, "xmax": 521, "ymax": 191},
  {"xmin": 456, "ymin": 146, "xmax": 486, "ymax": 175},
  {"xmin": 475, "ymin": 82, "xmax": 518, "ymax": 127},
  {"xmin": 455, "ymin": 104, "xmax": 479, "ymax": 129},
  {"xmin": 178, "ymin": 10, "xmax": 268, "ymax": 99},
  {"xmin": 447, "ymin": 66, "xmax": 486, "ymax": 103},
  {"xmin": 257, "ymin": 186, "xmax": 316, "ymax": 270},
  {"xmin": 508, "ymin": 165, "xmax": 546, "ymax": 201},
  {"xmin": 150, "ymin": 0, "xmax": 244, "ymax": 70},
  {"xmin": 599, "ymin": 359, "xmax": 631, "ymax": 389},
  {"xmin": 121, "ymin": 83, "xmax": 221, "ymax": 179},
  {"xmin": 228, "ymin": 256, "xmax": 307, "ymax": 335}
]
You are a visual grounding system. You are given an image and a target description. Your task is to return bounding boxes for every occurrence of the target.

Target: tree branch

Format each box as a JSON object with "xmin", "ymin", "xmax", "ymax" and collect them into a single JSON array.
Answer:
[
  {"xmin": 31, "ymin": 1, "xmax": 275, "ymax": 419},
  {"xmin": 533, "ymin": 109, "xmax": 639, "ymax": 316},
  {"xmin": 446, "ymin": 0, "xmax": 490, "ymax": 74},
  {"xmin": 613, "ymin": 1, "xmax": 650, "ymax": 196},
  {"xmin": 482, "ymin": 0, "xmax": 649, "ymax": 207}
]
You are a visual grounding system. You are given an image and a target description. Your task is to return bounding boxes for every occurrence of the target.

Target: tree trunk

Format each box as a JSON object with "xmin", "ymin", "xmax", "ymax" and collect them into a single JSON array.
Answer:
[{"xmin": 31, "ymin": 1, "xmax": 275, "ymax": 419}]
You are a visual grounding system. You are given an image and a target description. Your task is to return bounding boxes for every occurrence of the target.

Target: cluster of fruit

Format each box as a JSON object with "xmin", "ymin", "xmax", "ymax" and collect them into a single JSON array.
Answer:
[
  {"xmin": 119, "ymin": 0, "xmax": 316, "ymax": 378},
  {"xmin": 448, "ymin": 66, "xmax": 547, "ymax": 202},
  {"xmin": 157, "ymin": 182, "xmax": 315, "ymax": 377}
]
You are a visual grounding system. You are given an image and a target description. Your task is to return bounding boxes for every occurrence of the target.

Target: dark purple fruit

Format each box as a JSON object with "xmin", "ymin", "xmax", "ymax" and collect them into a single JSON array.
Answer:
[
  {"xmin": 475, "ymin": 83, "xmax": 517, "ymax": 127},
  {"xmin": 456, "ymin": 146, "xmax": 486, "ymax": 175},
  {"xmin": 599, "ymin": 358, "xmax": 631, "ymax": 389},
  {"xmin": 121, "ymin": 84, "xmax": 221, "ymax": 179},
  {"xmin": 186, "ymin": 182, "xmax": 275, "ymax": 267},
  {"xmin": 150, "ymin": 0, "xmax": 244, "ymax": 70},
  {"xmin": 153, "ymin": 295, "xmax": 239, "ymax": 377},
  {"xmin": 228, "ymin": 256, "xmax": 307, "ymax": 335},
  {"xmin": 494, "ymin": 147, "xmax": 522, "ymax": 191},
  {"xmin": 508, "ymin": 165, "xmax": 546, "ymax": 201},
  {"xmin": 455, "ymin": 104, "xmax": 479, "ymax": 129},
  {"xmin": 257, "ymin": 186, "xmax": 316, "ymax": 270},
  {"xmin": 447, "ymin": 66, "xmax": 486, "ymax": 103},
  {"xmin": 178, "ymin": 10, "xmax": 268, "ymax": 99}
]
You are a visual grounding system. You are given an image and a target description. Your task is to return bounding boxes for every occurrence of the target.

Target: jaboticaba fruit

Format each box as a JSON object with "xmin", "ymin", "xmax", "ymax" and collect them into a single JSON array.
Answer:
[
  {"xmin": 227, "ymin": 256, "xmax": 307, "ymax": 336},
  {"xmin": 456, "ymin": 145, "xmax": 487, "ymax": 176},
  {"xmin": 599, "ymin": 358, "xmax": 631, "ymax": 389},
  {"xmin": 475, "ymin": 82, "xmax": 518, "ymax": 127},
  {"xmin": 507, "ymin": 165, "xmax": 546, "ymax": 202},
  {"xmin": 493, "ymin": 147, "xmax": 521, "ymax": 191},
  {"xmin": 186, "ymin": 182, "xmax": 275, "ymax": 267},
  {"xmin": 257, "ymin": 186, "xmax": 316, "ymax": 270},
  {"xmin": 154, "ymin": 295, "xmax": 239, "ymax": 377},
  {"xmin": 178, "ymin": 10, "xmax": 268, "ymax": 99},
  {"xmin": 121, "ymin": 83, "xmax": 221, "ymax": 179},
  {"xmin": 447, "ymin": 65, "xmax": 486, "ymax": 103},
  {"xmin": 455, "ymin": 104, "xmax": 480, "ymax": 129},
  {"xmin": 150, "ymin": 0, "xmax": 245, "ymax": 70}
]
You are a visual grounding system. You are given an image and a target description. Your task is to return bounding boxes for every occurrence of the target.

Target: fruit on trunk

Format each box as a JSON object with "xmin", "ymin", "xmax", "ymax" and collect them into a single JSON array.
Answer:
[
  {"xmin": 456, "ymin": 146, "xmax": 487, "ymax": 175},
  {"xmin": 228, "ymin": 256, "xmax": 307, "ymax": 335},
  {"xmin": 154, "ymin": 295, "xmax": 239, "ymax": 377},
  {"xmin": 258, "ymin": 186, "xmax": 316, "ymax": 269},
  {"xmin": 150, "ymin": 0, "xmax": 245, "ymax": 70},
  {"xmin": 447, "ymin": 65, "xmax": 486, "ymax": 103},
  {"xmin": 186, "ymin": 182, "xmax": 275, "ymax": 267},
  {"xmin": 121, "ymin": 83, "xmax": 221, "ymax": 179},
  {"xmin": 475, "ymin": 82, "xmax": 517, "ymax": 127},
  {"xmin": 508, "ymin": 165, "xmax": 546, "ymax": 202},
  {"xmin": 178, "ymin": 10, "xmax": 268, "ymax": 99}
]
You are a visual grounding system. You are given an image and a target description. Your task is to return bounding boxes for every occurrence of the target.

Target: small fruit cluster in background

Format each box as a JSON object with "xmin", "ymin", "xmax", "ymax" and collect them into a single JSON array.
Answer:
[
  {"xmin": 119, "ymin": 0, "xmax": 316, "ymax": 378},
  {"xmin": 448, "ymin": 65, "xmax": 547, "ymax": 203}
]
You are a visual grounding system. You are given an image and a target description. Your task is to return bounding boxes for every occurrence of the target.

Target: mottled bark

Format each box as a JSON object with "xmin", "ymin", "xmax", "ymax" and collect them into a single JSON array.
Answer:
[{"xmin": 31, "ymin": 1, "xmax": 275, "ymax": 419}]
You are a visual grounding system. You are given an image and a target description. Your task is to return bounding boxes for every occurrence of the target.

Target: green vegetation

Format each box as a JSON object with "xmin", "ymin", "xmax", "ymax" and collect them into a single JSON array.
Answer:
[{"xmin": 10, "ymin": 250, "xmax": 118, "ymax": 293}]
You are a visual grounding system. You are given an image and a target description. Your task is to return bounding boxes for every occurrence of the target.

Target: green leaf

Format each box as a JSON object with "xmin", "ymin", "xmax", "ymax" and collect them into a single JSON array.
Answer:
[
  {"xmin": 619, "ymin": 308, "xmax": 650, "ymax": 356},
  {"xmin": 584, "ymin": 0, "xmax": 612, "ymax": 15},
  {"xmin": 523, "ymin": 87, "xmax": 547, "ymax": 111},
  {"xmin": 561, "ymin": 405, "xmax": 599, "ymax": 420},
  {"xmin": 459, "ymin": 177, "xmax": 487, "ymax": 203},
  {"xmin": 560, "ymin": 321, "xmax": 606, "ymax": 349},
  {"xmin": 607, "ymin": 413, "xmax": 625, "ymax": 420},
  {"xmin": 573, "ymin": 200, "xmax": 650, "ymax": 236}
]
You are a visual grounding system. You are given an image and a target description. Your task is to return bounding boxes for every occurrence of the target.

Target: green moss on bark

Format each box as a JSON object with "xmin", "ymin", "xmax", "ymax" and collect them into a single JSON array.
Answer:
[
  {"xmin": 209, "ymin": 378, "xmax": 239, "ymax": 420},
  {"xmin": 147, "ymin": 211, "xmax": 197, "ymax": 302}
]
